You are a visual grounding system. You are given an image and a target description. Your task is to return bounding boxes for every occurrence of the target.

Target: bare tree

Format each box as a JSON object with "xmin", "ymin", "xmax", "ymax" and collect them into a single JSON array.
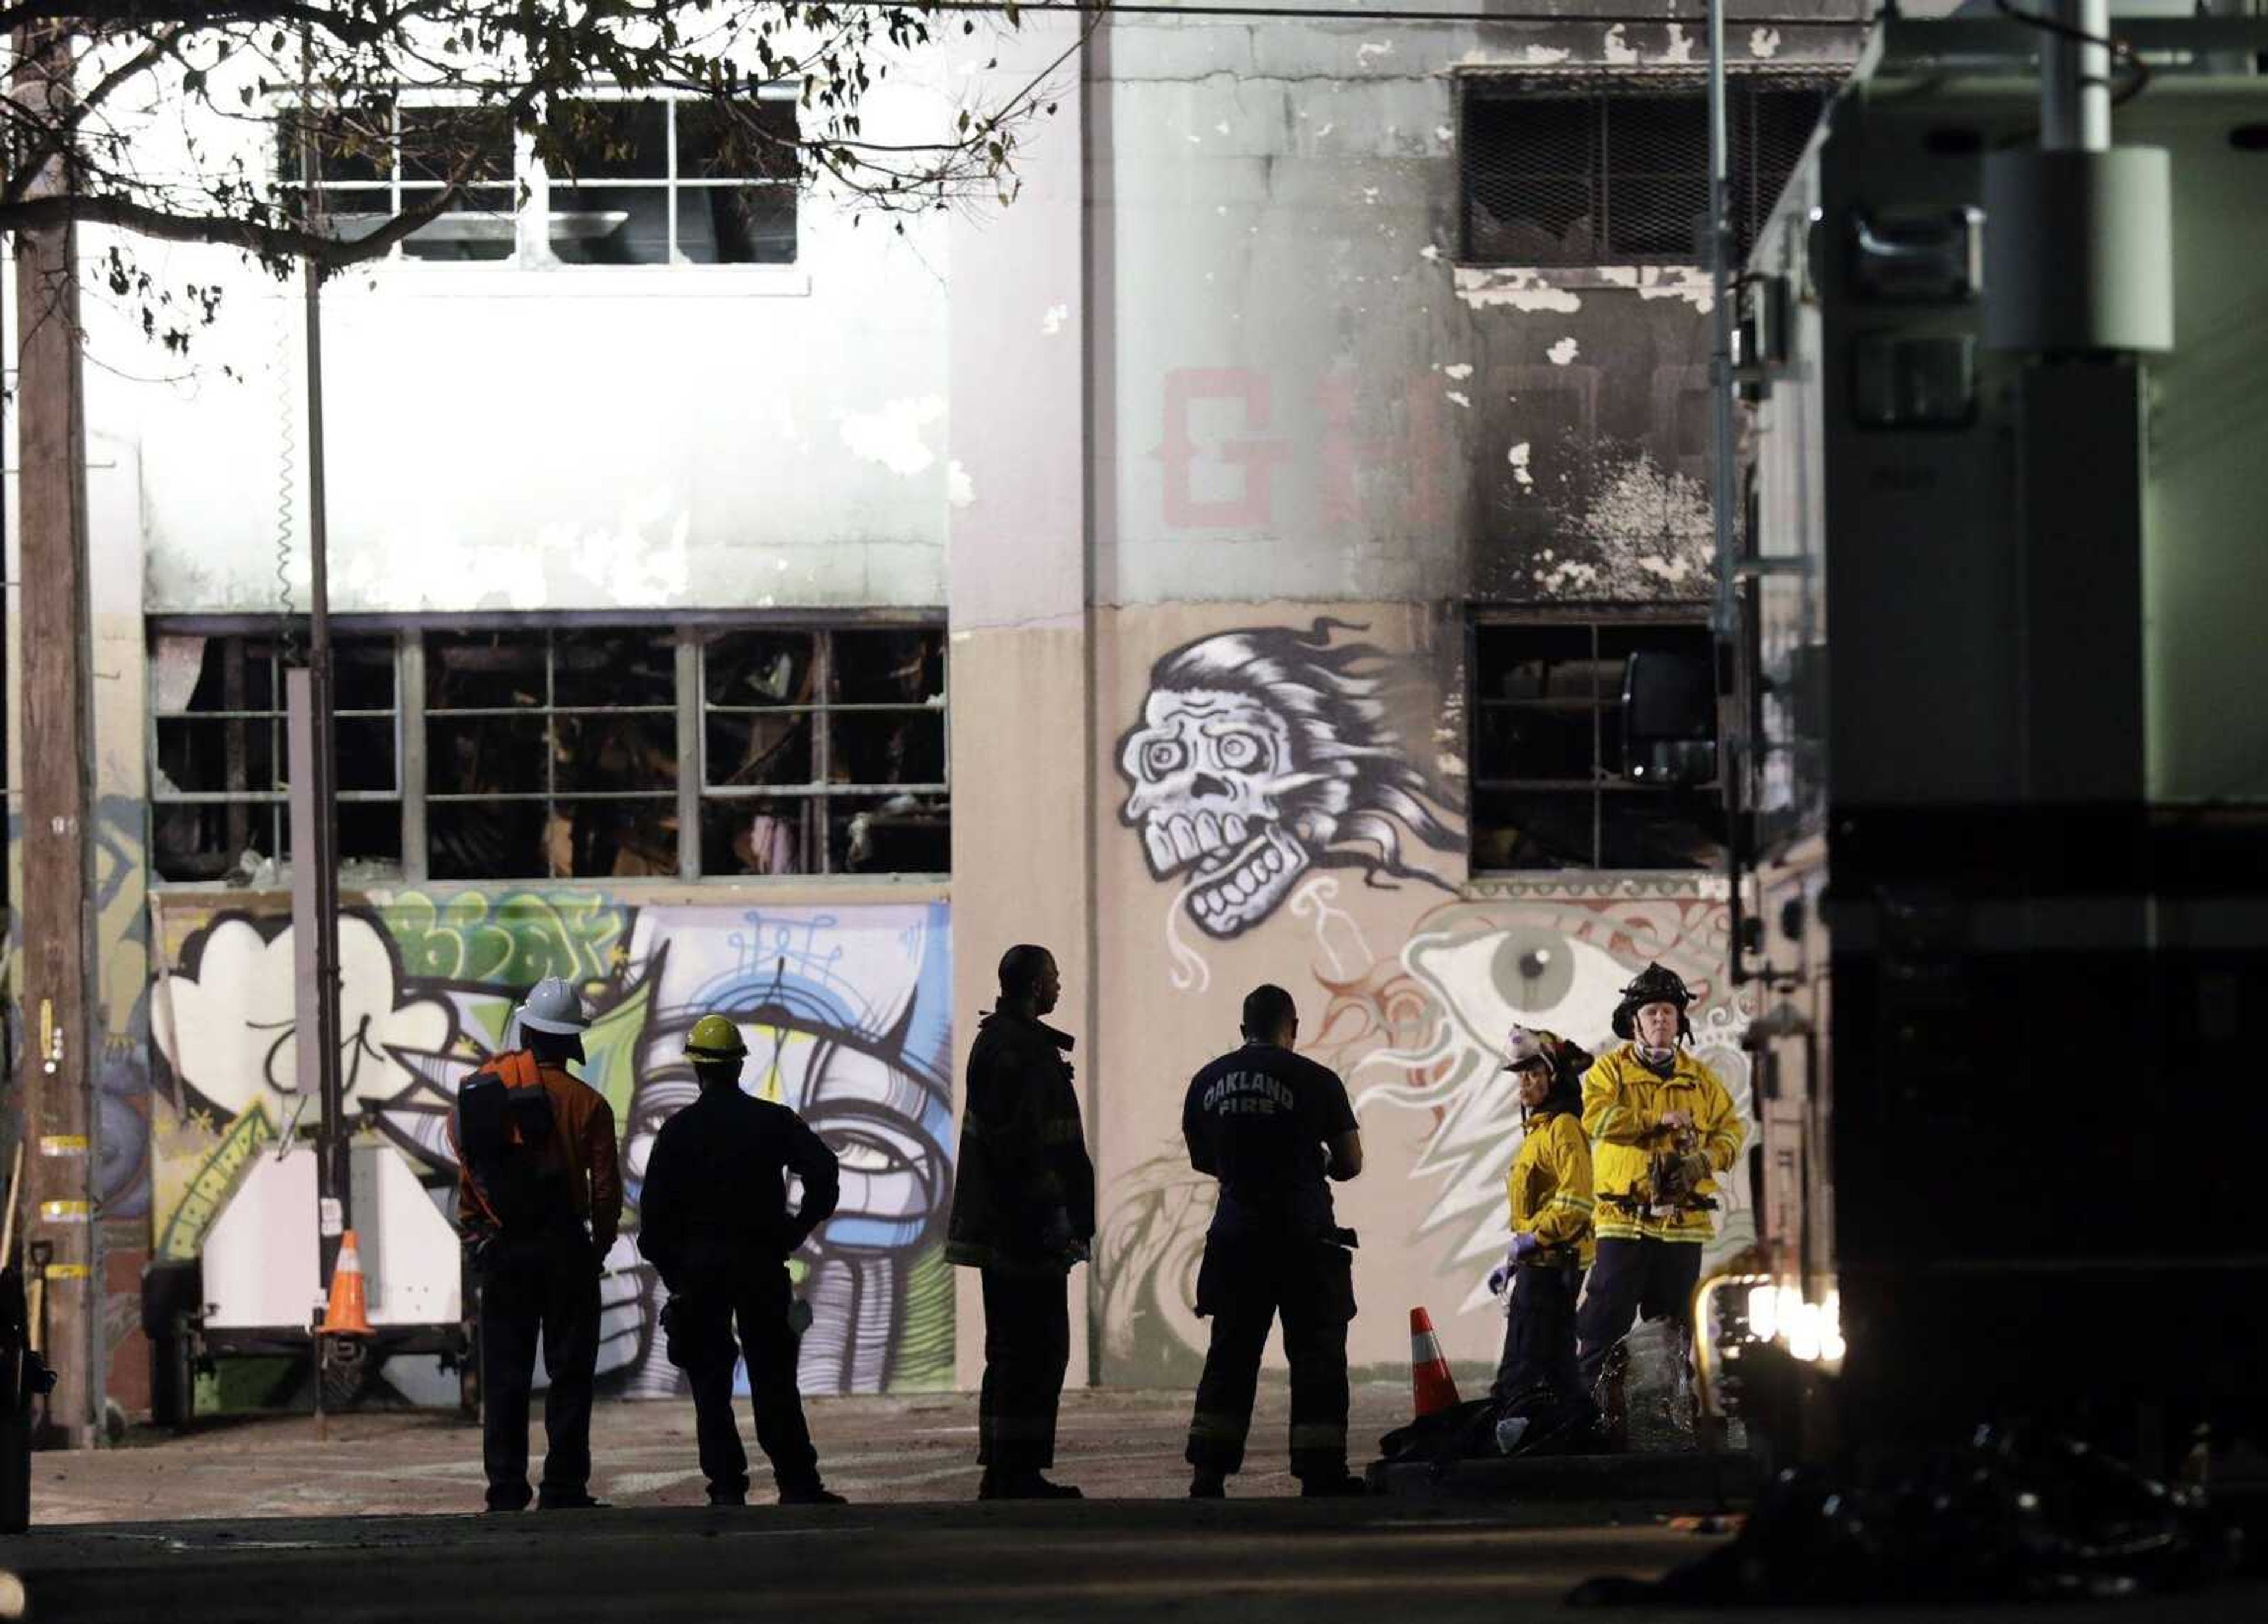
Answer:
[{"xmin": 2, "ymin": 2, "xmax": 1081, "ymax": 347}]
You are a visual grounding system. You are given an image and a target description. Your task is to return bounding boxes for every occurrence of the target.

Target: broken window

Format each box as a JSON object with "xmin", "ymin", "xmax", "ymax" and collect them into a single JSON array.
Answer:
[
  {"xmin": 425, "ymin": 628, "xmax": 680, "ymax": 881},
  {"xmin": 701, "ymin": 626, "xmax": 949, "ymax": 876},
  {"xmin": 276, "ymin": 99, "xmax": 516, "ymax": 263},
  {"xmin": 149, "ymin": 630, "xmax": 403, "ymax": 883},
  {"xmin": 148, "ymin": 617, "xmax": 941, "ymax": 885},
  {"xmin": 1460, "ymin": 77, "xmax": 1838, "ymax": 266},
  {"xmin": 1471, "ymin": 618, "xmax": 1723, "ymax": 871},
  {"xmin": 548, "ymin": 94, "xmax": 799, "ymax": 266}
]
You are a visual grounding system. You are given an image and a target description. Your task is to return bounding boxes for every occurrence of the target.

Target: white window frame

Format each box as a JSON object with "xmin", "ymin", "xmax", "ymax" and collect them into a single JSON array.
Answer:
[{"xmin": 275, "ymin": 84, "xmax": 802, "ymax": 275}]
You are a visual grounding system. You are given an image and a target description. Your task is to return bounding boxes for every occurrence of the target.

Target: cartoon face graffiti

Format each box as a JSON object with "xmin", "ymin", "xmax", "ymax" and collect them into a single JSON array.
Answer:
[{"xmin": 1117, "ymin": 619, "xmax": 1463, "ymax": 938}]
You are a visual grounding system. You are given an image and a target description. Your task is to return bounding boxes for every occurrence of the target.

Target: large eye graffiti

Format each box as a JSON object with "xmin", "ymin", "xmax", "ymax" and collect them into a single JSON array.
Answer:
[
  {"xmin": 1141, "ymin": 738, "xmax": 1188, "ymax": 779},
  {"xmin": 1211, "ymin": 730, "xmax": 1271, "ymax": 772}
]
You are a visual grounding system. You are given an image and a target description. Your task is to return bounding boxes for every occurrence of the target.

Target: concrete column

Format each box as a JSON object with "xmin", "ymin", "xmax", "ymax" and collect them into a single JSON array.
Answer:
[{"xmin": 946, "ymin": 15, "xmax": 1096, "ymax": 1390}]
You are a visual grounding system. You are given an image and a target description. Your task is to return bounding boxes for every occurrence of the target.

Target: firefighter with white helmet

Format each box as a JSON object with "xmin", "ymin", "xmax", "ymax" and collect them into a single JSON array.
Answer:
[
  {"xmin": 450, "ymin": 975, "xmax": 621, "ymax": 1512},
  {"xmin": 1485, "ymin": 1025, "xmax": 1598, "ymax": 1454}
]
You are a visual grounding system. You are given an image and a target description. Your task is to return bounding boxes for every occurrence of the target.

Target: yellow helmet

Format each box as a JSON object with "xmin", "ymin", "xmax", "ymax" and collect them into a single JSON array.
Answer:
[{"xmin": 684, "ymin": 1014, "xmax": 748, "ymax": 1063}]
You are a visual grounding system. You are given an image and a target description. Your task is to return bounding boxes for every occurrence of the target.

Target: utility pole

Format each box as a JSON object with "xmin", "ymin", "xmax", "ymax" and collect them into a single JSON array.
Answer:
[
  {"xmin": 287, "ymin": 87, "xmax": 348, "ymax": 1292},
  {"xmin": 11, "ymin": 20, "xmax": 100, "ymax": 1449}
]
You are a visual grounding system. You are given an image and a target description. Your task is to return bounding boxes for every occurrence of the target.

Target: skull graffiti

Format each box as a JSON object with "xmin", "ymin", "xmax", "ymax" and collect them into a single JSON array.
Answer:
[
  {"xmin": 1120, "ymin": 688, "xmax": 1313, "ymax": 936},
  {"xmin": 1117, "ymin": 620, "xmax": 1464, "ymax": 940}
]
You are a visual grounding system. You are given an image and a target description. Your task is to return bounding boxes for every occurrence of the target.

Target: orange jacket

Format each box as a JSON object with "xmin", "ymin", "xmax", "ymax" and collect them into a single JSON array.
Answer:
[{"xmin": 449, "ymin": 1051, "xmax": 623, "ymax": 1252}]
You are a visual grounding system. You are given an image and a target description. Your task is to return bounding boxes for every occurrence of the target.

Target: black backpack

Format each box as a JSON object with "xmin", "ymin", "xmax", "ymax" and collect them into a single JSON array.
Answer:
[{"xmin": 455, "ymin": 1051, "xmax": 562, "ymax": 1233}]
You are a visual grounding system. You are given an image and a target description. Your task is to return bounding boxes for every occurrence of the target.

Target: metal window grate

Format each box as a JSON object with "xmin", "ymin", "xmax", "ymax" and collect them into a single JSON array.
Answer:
[
  {"xmin": 1461, "ymin": 76, "xmax": 1839, "ymax": 267},
  {"xmin": 1469, "ymin": 617, "xmax": 1726, "ymax": 872}
]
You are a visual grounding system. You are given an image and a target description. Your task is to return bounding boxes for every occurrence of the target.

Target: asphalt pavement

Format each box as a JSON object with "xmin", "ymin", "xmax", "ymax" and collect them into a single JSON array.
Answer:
[{"xmin": 8, "ymin": 1387, "xmax": 2265, "ymax": 1622}]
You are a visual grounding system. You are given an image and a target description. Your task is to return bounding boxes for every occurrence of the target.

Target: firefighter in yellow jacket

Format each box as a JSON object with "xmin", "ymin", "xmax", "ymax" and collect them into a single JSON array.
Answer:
[
  {"xmin": 1484, "ymin": 1026, "xmax": 1596, "ymax": 1453},
  {"xmin": 1573, "ymin": 963, "xmax": 1743, "ymax": 1406}
]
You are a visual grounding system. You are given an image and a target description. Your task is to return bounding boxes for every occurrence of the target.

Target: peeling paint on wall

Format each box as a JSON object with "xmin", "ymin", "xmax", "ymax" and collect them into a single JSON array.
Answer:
[
  {"xmin": 1547, "ymin": 337, "xmax": 1580, "ymax": 366},
  {"xmin": 1041, "ymin": 304, "xmax": 1069, "ymax": 336},
  {"xmin": 1453, "ymin": 267, "xmax": 1583, "ymax": 314},
  {"xmin": 839, "ymin": 395, "xmax": 946, "ymax": 477},
  {"xmin": 1442, "ymin": 363, "xmax": 1474, "ymax": 381},
  {"xmin": 1508, "ymin": 442, "xmax": 1534, "ymax": 490},
  {"xmin": 947, "ymin": 458, "xmax": 975, "ymax": 508},
  {"xmin": 1751, "ymin": 27, "xmax": 1784, "ymax": 59},
  {"xmin": 1597, "ymin": 264, "xmax": 1718, "ymax": 313},
  {"xmin": 1604, "ymin": 24, "xmax": 1640, "ymax": 67}
]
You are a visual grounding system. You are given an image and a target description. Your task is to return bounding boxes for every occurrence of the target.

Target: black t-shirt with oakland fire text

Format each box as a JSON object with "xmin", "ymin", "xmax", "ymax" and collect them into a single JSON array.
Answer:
[{"xmin": 1182, "ymin": 1041, "xmax": 1360, "ymax": 1238}]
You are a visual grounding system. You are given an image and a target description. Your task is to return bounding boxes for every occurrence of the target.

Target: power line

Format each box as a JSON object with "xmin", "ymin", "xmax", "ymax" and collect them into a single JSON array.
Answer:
[{"xmin": 841, "ymin": 1, "xmax": 1876, "ymax": 28}]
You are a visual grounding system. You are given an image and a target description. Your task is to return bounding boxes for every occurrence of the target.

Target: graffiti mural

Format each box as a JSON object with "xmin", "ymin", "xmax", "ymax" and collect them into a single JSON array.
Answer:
[
  {"xmin": 147, "ymin": 891, "xmax": 954, "ymax": 1401},
  {"xmin": 1096, "ymin": 882, "xmax": 1751, "ymax": 1377},
  {"xmin": 1116, "ymin": 618, "xmax": 1463, "ymax": 940},
  {"xmin": 1321, "ymin": 891, "xmax": 1755, "ymax": 1316}
]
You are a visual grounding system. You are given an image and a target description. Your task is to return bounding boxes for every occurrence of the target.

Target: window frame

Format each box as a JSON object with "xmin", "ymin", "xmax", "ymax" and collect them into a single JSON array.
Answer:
[
  {"xmin": 1467, "ymin": 608, "xmax": 1725, "ymax": 874},
  {"xmin": 144, "ymin": 612, "xmax": 950, "ymax": 888},
  {"xmin": 274, "ymin": 84, "xmax": 802, "ymax": 272},
  {"xmin": 1456, "ymin": 71, "xmax": 1842, "ymax": 269},
  {"xmin": 148, "ymin": 628, "xmax": 407, "ymax": 882}
]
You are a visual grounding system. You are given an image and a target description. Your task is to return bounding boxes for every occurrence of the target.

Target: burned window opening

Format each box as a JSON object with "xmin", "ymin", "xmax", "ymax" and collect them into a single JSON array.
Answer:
[
  {"xmin": 149, "ymin": 630, "xmax": 402, "ymax": 883},
  {"xmin": 700, "ymin": 626, "xmax": 950, "ymax": 878},
  {"xmin": 148, "ymin": 617, "xmax": 947, "ymax": 885},
  {"xmin": 1471, "ymin": 618, "xmax": 1724, "ymax": 872},
  {"xmin": 424, "ymin": 629, "xmax": 679, "ymax": 882},
  {"xmin": 1460, "ymin": 76, "xmax": 1839, "ymax": 268}
]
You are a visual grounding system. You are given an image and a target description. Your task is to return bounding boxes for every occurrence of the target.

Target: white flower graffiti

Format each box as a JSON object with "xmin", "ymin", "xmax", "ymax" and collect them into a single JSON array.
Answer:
[{"xmin": 152, "ymin": 914, "xmax": 455, "ymax": 1130}]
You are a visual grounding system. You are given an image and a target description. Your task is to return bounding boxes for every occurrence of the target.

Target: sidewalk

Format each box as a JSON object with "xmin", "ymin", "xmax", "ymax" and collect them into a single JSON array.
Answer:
[{"xmin": 32, "ymin": 1384, "xmax": 1418, "ymax": 1524}]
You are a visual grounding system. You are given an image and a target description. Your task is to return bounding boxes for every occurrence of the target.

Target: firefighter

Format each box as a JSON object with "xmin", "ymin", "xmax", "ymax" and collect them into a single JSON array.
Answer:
[
  {"xmin": 451, "ymin": 976, "xmax": 623, "ymax": 1512},
  {"xmin": 1484, "ymin": 1026, "xmax": 1596, "ymax": 1454},
  {"xmin": 944, "ymin": 944, "xmax": 1094, "ymax": 1500},
  {"xmin": 1182, "ymin": 984, "xmax": 1367, "ymax": 1499},
  {"xmin": 1573, "ymin": 962, "xmax": 1744, "ymax": 1431},
  {"xmin": 637, "ymin": 1014, "xmax": 846, "ymax": 1507}
]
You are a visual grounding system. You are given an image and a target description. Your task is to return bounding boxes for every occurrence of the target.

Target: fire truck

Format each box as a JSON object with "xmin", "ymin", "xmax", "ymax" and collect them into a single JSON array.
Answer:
[{"xmin": 1670, "ymin": 8, "xmax": 2268, "ymax": 1465}]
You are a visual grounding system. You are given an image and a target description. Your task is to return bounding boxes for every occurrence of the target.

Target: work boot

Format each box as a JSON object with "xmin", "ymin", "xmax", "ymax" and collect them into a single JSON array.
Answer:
[
  {"xmin": 778, "ymin": 1484, "xmax": 848, "ymax": 1506},
  {"xmin": 536, "ymin": 1491, "xmax": 610, "ymax": 1511},
  {"xmin": 979, "ymin": 1469, "xmax": 1083, "ymax": 1501},
  {"xmin": 1188, "ymin": 1467, "xmax": 1227, "ymax": 1500},
  {"xmin": 1298, "ymin": 1473, "xmax": 1369, "ymax": 1498},
  {"xmin": 706, "ymin": 1490, "xmax": 746, "ymax": 1508}
]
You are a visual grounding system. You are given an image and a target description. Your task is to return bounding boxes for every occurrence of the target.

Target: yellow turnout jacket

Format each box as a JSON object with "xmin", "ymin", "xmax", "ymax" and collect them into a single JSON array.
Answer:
[{"xmin": 1581, "ymin": 1042, "xmax": 1742, "ymax": 1243}]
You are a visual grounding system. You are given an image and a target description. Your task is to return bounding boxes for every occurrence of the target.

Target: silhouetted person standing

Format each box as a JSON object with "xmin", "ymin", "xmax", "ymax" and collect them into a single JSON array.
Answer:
[
  {"xmin": 451, "ymin": 977, "xmax": 621, "ymax": 1512},
  {"xmin": 946, "ymin": 945, "xmax": 1094, "ymax": 1499},
  {"xmin": 1182, "ymin": 984, "xmax": 1367, "ymax": 1498},
  {"xmin": 638, "ymin": 1013, "xmax": 845, "ymax": 1506}
]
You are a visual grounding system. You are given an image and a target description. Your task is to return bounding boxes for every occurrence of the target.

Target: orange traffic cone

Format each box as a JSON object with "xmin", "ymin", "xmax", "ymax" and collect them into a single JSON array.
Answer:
[
  {"xmin": 323, "ymin": 1229, "xmax": 374, "ymax": 1336},
  {"xmin": 1409, "ymin": 1305, "xmax": 1460, "ymax": 1417}
]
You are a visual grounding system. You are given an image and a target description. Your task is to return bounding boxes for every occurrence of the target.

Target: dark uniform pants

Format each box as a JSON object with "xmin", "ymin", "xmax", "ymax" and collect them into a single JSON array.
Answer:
[
  {"xmin": 665, "ymin": 1263, "xmax": 820, "ymax": 1498},
  {"xmin": 1575, "ymin": 1236, "xmax": 1702, "ymax": 1389},
  {"xmin": 1185, "ymin": 1234, "xmax": 1354, "ymax": 1480},
  {"xmin": 478, "ymin": 1231, "xmax": 600, "ymax": 1511},
  {"xmin": 1491, "ymin": 1261, "xmax": 1589, "ymax": 1417},
  {"xmin": 977, "ymin": 1267, "xmax": 1071, "ymax": 1472}
]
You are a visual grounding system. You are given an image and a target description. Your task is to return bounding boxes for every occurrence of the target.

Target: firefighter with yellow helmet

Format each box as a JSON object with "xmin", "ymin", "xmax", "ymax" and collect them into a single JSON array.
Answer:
[
  {"xmin": 637, "ymin": 1013, "xmax": 846, "ymax": 1506},
  {"xmin": 1573, "ymin": 963, "xmax": 1744, "ymax": 1424}
]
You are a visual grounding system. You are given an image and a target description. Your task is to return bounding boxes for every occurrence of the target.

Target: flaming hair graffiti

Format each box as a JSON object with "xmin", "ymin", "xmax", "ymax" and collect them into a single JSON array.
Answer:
[{"xmin": 1117, "ymin": 618, "xmax": 1463, "ymax": 938}]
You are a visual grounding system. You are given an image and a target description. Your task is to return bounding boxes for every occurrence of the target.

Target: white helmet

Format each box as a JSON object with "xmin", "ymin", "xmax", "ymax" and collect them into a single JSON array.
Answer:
[
  {"xmin": 513, "ymin": 976, "xmax": 590, "ymax": 1037},
  {"xmin": 1498, "ymin": 1025, "xmax": 1550, "ymax": 1073}
]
